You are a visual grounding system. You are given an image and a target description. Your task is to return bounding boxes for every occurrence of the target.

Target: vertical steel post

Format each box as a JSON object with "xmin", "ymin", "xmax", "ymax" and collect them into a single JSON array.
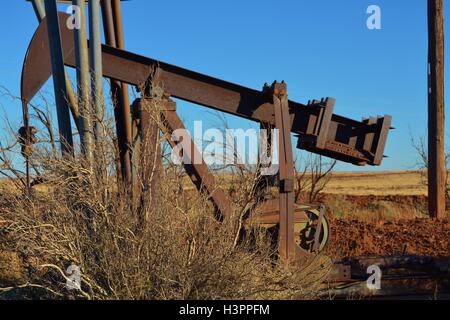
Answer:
[
  {"xmin": 31, "ymin": 0, "xmax": 80, "ymax": 132},
  {"xmin": 428, "ymin": 0, "xmax": 446, "ymax": 220},
  {"xmin": 88, "ymin": 0, "xmax": 105, "ymax": 144},
  {"xmin": 101, "ymin": 0, "xmax": 132, "ymax": 183},
  {"xmin": 31, "ymin": 0, "xmax": 45, "ymax": 21},
  {"xmin": 43, "ymin": 0, "xmax": 74, "ymax": 156},
  {"xmin": 112, "ymin": 0, "xmax": 133, "ymax": 183},
  {"xmin": 73, "ymin": 0, "xmax": 93, "ymax": 166}
]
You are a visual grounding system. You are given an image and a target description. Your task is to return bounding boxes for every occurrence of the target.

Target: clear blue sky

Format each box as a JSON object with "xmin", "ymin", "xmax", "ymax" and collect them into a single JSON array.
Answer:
[{"xmin": 0, "ymin": 0, "xmax": 448, "ymax": 171}]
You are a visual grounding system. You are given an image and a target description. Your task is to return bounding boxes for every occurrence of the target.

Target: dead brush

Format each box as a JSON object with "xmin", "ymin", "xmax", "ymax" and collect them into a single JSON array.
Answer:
[{"xmin": 0, "ymin": 92, "xmax": 332, "ymax": 300}]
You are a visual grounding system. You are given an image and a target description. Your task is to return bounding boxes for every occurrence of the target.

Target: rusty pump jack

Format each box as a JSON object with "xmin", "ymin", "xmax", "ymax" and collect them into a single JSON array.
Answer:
[{"xmin": 19, "ymin": 13, "xmax": 392, "ymax": 262}]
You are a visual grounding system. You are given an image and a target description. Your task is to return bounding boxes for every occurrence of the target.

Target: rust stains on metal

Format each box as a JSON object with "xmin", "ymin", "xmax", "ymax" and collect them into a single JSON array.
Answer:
[{"xmin": 20, "ymin": 14, "xmax": 393, "ymax": 168}]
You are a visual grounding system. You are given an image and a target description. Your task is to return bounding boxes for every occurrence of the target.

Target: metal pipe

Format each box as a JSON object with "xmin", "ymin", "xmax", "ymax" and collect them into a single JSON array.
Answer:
[
  {"xmin": 112, "ymin": 0, "xmax": 133, "ymax": 184},
  {"xmin": 88, "ymin": 0, "xmax": 105, "ymax": 144},
  {"xmin": 43, "ymin": 0, "xmax": 74, "ymax": 155},
  {"xmin": 101, "ymin": 0, "xmax": 132, "ymax": 183},
  {"xmin": 73, "ymin": 0, "xmax": 93, "ymax": 166},
  {"xmin": 112, "ymin": 0, "xmax": 132, "ymax": 144},
  {"xmin": 100, "ymin": 0, "xmax": 116, "ymax": 46},
  {"xmin": 111, "ymin": 0, "xmax": 125, "ymax": 49},
  {"xmin": 31, "ymin": 0, "xmax": 45, "ymax": 21},
  {"xmin": 31, "ymin": 0, "xmax": 80, "ymax": 132}
]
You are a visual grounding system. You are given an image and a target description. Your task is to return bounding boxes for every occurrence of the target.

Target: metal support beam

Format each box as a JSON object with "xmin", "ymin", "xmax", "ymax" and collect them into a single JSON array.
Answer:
[
  {"xmin": 270, "ymin": 82, "xmax": 296, "ymax": 261},
  {"xmin": 20, "ymin": 13, "xmax": 393, "ymax": 168},
  {"xmin": 101, "ymin": 0, "xmax": 132, "ymax": 183},
  {"xmin": 135, "ymin": 98, "xmax": 233, "ymax": 220},
  {"xmin": 31, "ymin": 0, "xmax": 45, "ymax": 21},
  {"xmin": 112, "ymin": 0, "xmax": 133, "ymax": 181},
  {"xmin": 43, "ymin": 0, "xmax": 74, "ymax": 155},
  {"xmin": 73, "ymin": 0, "xmax": 93, "ymax": 166},
  {"xmin": 88, "ymin": 0, "xmax": 105, "ymax": 144},
  {"xmin": 31, "ymin": 0, "xmax": 80, "ymax": 132},
  {"xmin": 427, "ymin": 0, "xmax": 446, "ymax": 220}
]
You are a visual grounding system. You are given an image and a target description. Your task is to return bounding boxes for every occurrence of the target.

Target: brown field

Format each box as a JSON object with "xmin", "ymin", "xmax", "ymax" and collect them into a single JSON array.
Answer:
[
  {"xmin": 323, "ymin": 170, "xmax": 427, "ymax": 196},
  {"xmin": 314, "ymin": 170, "xmax": 449, "ymax": 258},
  {"xmin": 0, "ymin": 168, "xmax": 449, "ymax": 299}
]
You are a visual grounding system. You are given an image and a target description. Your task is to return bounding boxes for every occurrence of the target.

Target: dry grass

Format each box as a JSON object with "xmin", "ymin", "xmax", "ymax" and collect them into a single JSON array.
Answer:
[
  {"xmin": 0, "ymin": 156, "xmax": 332, "ymax": 300},
  {"xmin": 324, "ymin": 195, "xmax": 429, "ymax": 222},
  {"xmin": 318, "ymin": 170, "xmax": 450, "ymax": 221},
  {"xmin": 323, "ymin": 171, "xmax": 427, "ymax": 196},
  {"xmin": 0, "ymin": 101, "xmax": 332, "ymax": 300}
]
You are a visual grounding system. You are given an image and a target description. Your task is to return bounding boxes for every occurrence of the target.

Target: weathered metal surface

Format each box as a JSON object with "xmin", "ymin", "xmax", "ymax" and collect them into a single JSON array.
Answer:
[
  {"xmin": 73, "ymin": 0, "xmax": 93, "ymax": 167},
  {"xmin": 135, "ymin": 98, "xmax": 233, "ymax": 220},
  {"xmin": 326, "ymin": 255, "xmax": 450, "ymax": 299},
  {"xmin": 100, "ymin": 2, "xmax": 132, "ymax": 183},
  {"xmin": 20, "ymin": 10, "xmax": 394, "ymax": 263},
  {"xmin": 269, "ymin": 81, "xmax": 296, "ymax": 261},
  {"xmin": 131, "ymin": 99, "xmax": 162, "ymax": 225},
  {"xmin": 136, "ymin": 96, "xmax": 331, "ymax": 255},
  {"xmin": 42, "ymin": 1, "xmax": 73, "ymax": 155},
  {"xmin": 29, "ymin": 0, "xmax": 80, "ymax": 131},
  {"xmin": 31, "ymin": 0, "xmax": 45, "ymax": 21},
  {"xmin": 312, "ymin": 205, "xmax": 325, "ymax": 253},
  {"xmin": 88, "ymin": 0, "xmax": 105, "ymax": 144},
  {"xmin": 20, "ymin": 14, "xmax": 392, "ymax": 167},
  {"xmin": 111, "ymin": 0, "xmax": 133, "ymax": 184}
]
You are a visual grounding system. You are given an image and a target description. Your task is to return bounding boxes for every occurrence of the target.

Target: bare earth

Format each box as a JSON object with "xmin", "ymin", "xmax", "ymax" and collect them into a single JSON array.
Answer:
[{"xmin": 320, "ymin": 170, "xmax": 449, "ymax": 258}]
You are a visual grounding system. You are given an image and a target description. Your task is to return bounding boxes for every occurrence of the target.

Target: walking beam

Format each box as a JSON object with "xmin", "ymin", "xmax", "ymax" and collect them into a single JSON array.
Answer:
[{"xmin": 21, "ymin": 13, "xmax": 392, "ymax": 167}]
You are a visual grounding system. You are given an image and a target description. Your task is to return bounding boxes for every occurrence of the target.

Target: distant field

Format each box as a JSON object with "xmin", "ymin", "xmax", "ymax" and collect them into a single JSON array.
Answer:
[
  {"xmin": 323, "ymin": 170, "xmax": 427, "ymax": 196},
  {"xmin": 1, "ymin": 170, "xmax": 429, "ymax": 196}
]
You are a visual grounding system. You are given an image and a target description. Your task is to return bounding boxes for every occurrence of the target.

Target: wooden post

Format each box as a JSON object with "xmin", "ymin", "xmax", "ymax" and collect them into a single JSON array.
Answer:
[{"xmin": 427, "ymin": 0, "xmax": 446, "ymax": 220}]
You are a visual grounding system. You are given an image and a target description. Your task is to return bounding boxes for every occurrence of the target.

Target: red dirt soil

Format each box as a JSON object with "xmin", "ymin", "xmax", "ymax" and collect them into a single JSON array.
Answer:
[{"xmin": 326, "ymin": 217, "xmax": 450, "ymax": 258}]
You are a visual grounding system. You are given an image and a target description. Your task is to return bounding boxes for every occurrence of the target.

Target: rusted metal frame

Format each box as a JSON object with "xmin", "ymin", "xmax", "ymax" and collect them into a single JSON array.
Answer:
[
  {"xmin": 130, "ymin": 99, "xmax": 162, "ymax": 225},
  {"xmin": 329, "ymin": 255, "xmax": 450, "ymax": 289},
  {"xmin": 111, "ymin": 0, "xmax": 132, "ymax": 146},
  {"xmin": 247, "ymin": 200, "xmax": 311, "ymax": 225},
  {"xmin": 136, "ymin": 98, "xmax": 233, "ymax": 220},
  {"xmin": 371, "ymin": 116, "xmax": 392, "ymax": 165},
  {"xmin": 20, "ymin": 15, "xmax": 391, "ymax": 167},
  {"xmin": 312, "ymin": 204, "xmax": 325, "ymax": 253},
  {"xmin": 133, "ymin": 100, "xmax": 161, "ymax": 190},
  {"xmin": 248, "ymin": 122, "xmax": 276, "ymax": 211},
  {"xmin": 307, "ymin": 98, "xmax": 335, "ymax": 149},
  {"xmin": 271, "ymin": 82, "xmax": 296, "ymax": 261},
  {"xmin": 111, "ymin": 0, "xmax": 133, "ymax": 182},
  {"xmin": 163, "ymin": 109, "xmax": 233, "ymax": 220},
  {"xmin": 100, "ymin": 1, "xmax": 132, "ymax": 184},
  {"xmin": 362, "ymin": 117, "xmax": 378, "ymax": 152}
]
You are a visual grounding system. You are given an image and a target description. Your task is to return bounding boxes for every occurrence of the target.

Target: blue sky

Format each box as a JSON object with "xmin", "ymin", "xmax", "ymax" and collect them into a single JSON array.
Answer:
[{"xmin": 0, "ymin": 0, "xmax": 447, "ymax": 171}]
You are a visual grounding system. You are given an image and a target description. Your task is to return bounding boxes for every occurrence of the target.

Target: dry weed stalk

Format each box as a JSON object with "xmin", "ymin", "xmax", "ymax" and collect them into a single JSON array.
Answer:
[
  {"xmin": 0, "ymin": 89, "xmax": 332, "ymax": 300},
  {"xmin": 294, "ymin": 154, "xmax": 336, "ymax": 204}
]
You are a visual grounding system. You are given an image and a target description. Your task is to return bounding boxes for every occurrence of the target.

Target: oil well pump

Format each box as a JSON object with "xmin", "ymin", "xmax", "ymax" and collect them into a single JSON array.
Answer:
[{"xmin": 19, "ymin": 11, "xmax": 392, "ymax": 263}]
